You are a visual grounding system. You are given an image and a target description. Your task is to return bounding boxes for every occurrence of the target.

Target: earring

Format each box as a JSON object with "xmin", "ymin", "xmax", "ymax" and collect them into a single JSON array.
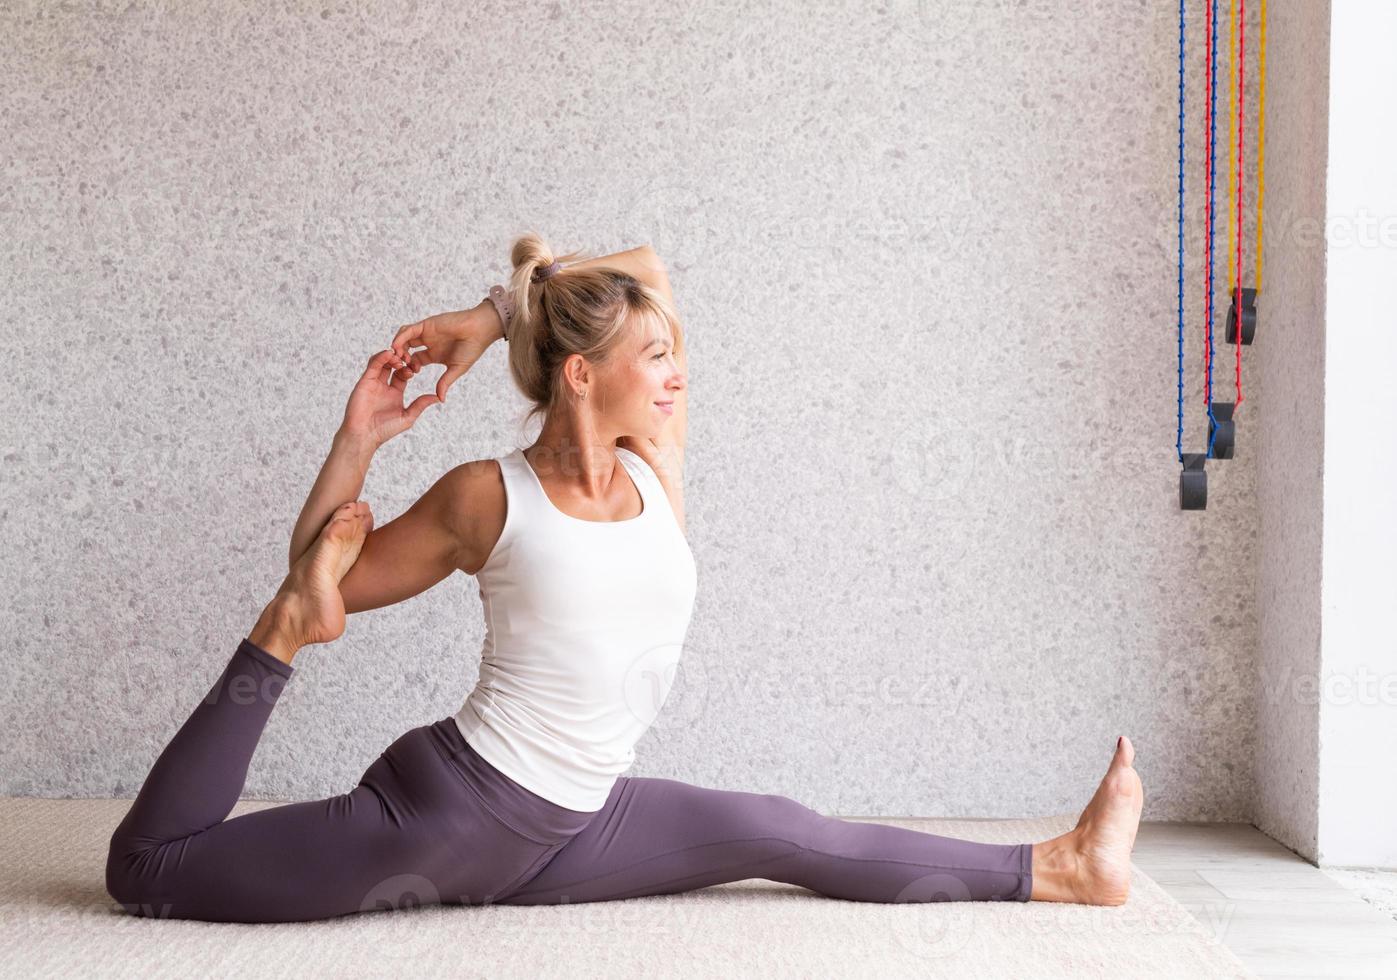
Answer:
[{"xmin": 580, "ymin": 389, "xmax": 588, "ymax": 400}]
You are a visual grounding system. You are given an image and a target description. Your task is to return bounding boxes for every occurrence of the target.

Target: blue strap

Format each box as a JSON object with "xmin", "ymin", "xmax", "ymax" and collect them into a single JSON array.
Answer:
[
  {"xmin": 1206, "ymin": 0, "xmax": 1220, "ymax": 457},
  {"xmin": 1177, "ymin": 0, "xmax": 1187, "ymax": 464}
]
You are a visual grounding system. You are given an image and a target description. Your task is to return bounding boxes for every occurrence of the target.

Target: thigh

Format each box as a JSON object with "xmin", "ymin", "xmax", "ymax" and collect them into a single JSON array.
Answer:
[
  {"xmin": 110, "ymin": 724, "xmax": 562, "ymax": 922},
  {"xmin": 495, "ymin": 775, "xmax": 816, "ymax": 905}
]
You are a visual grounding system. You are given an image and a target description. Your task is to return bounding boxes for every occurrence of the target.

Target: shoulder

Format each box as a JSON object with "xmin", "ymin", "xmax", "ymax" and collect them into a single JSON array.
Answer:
[{"xmin": 439, "ymin": 457, "xmax": 508, "ymax": 576}]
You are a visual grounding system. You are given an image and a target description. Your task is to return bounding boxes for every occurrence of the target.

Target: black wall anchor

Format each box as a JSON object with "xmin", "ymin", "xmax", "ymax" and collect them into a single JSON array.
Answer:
[
  {"xmin": 1180, "ymin": 453, "xmax": 1208, "ymax": 510},
  {"xmin": 1209, "ymin": 402, "xmax": 1236, "ymax": 459},
  {"xmin": 1225, "ymin": 287, "xmax": 1257, "ymax": 345}
]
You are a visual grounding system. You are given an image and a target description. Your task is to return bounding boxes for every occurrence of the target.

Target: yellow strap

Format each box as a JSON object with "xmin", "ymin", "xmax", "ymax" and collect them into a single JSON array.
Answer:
[
  {"xmin": 1228, "ymin": 0, "xmax": 1238, "ymax": 290},
  {"xmin": 1256, "ymin": 0, "xmax": 1266, "ymax": 292}
]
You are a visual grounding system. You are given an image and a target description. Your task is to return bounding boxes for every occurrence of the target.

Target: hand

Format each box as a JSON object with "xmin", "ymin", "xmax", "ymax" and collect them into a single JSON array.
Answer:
[
  {"xmin": 389, "ymin": 303, "xmax": 501, "ymax": 406},
  {"xmin": 339, "ymin": 349, "xmax": 438, "ymax": 450}
]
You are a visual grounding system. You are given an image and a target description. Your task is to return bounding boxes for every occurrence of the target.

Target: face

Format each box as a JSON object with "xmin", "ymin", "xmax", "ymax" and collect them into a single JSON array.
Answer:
[{"xmin": 589, "ymin": 319, "xmax": 685, "ymax": 438}]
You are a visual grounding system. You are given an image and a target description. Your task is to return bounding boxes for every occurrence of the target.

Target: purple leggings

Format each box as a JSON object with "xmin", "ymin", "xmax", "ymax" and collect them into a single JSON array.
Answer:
[{"xmin": 106, "ymin": 638, "xmax": 1032, "ymax": 922}]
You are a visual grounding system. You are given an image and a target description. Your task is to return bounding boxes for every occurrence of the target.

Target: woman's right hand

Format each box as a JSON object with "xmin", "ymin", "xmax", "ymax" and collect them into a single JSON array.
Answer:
[
  {"xmin": 389, "ymin": 302, "xmax": 503, "ymax": 406},
  {"xmin": 338, "ymin": 349, "xmax": 439, "ymax": 450}
]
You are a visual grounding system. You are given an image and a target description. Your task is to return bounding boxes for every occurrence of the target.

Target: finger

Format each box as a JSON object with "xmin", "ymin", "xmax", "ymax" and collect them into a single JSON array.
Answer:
[
  {"xmin": 366, "ymin": 348, "xmax": 399, "ymax": 373},
  {"xmin": 404, "ymin": 392, "xmax": 440, "ymax": 424},
  {"xmin": 380, "ymin": 353, "xmax": 413, "ymax": 387},
  {"xmin": 390, "ymin": 322, "xmax": 418, "ymax": 361},
  {"xmin": 367, "ymin": 348, "xmax": 400, "ymax": 386},
  {"xmin": 436, "ymin": 364, "xmax": 468, "ymax": 405},
  {"xmin": 391, "ymin": 321, "xmax": 425, "ymax": 361}
]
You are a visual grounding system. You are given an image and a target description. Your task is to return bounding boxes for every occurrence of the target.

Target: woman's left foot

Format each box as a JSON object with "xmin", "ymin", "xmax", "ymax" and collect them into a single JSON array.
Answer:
[{"xmin": 271, "ymin": 501, "xmax": 374, "ymax": 649}]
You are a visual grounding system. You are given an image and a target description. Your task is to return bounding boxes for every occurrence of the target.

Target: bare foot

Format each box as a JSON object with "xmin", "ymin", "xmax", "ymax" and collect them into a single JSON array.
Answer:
[
  {"xmin": 271, "ymin": 501, "xmax": 374, "ymax": 649},
  {"xmin": 1031, "ymin": 736, "xmax": 1144, "ymax": 905}
]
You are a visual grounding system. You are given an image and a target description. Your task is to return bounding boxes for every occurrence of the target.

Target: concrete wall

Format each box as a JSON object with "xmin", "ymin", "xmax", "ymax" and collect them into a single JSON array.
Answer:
[
  {"xmin": 1252, "ymin": 0, "xmax": 1332, "ymax": 862},
  {"xmin": 4, "ymin": 1, "xmax": 1266, "ymax": 820}
]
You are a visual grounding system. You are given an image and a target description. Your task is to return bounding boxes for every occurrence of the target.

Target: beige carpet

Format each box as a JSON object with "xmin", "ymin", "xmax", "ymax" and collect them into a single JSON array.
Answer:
[{"xmin": 1, "ymin": 798, "xmax": 1254, "ymax": 979}]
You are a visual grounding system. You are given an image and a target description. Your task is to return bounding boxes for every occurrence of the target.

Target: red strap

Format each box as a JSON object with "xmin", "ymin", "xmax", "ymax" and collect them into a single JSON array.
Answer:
[{"xmin": 1234, "ymin": 0, "xmax": 1246, "ymax": 409}]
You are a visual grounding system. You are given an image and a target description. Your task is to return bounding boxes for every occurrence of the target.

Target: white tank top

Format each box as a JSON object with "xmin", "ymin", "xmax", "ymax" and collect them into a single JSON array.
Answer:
[{"xmin": 453, "ymin": 445, "xmax": 698, "ymax": 812}]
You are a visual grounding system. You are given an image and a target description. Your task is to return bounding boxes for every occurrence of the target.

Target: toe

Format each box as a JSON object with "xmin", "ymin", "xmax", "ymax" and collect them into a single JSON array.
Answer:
[
  {"xmin": 1112, "ymin": 735, "xmax": 1135, "ymax": 769},
  {"xmin": 1103, "ymin": 768, "xmax": 1140, "ymax": 805}
]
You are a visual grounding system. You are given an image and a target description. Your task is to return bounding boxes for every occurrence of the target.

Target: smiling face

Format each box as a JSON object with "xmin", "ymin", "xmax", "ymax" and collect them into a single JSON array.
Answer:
[
  {"xmin": 537, "ymin": 290, "xmax": 687, "ymax": 449},
  {"xmin": 593, "ymin": 313, "xmax": 685, "ymax": 438}
]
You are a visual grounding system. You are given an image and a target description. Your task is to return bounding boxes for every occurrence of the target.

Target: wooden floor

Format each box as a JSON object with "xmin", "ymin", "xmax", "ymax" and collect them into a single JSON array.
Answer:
[{"xmin": 1133, "ymin": 822, "xmax": 1397, "ymax": 979}]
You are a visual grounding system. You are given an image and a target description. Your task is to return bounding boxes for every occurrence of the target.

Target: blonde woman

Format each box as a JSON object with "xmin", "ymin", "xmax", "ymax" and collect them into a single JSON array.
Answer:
[{"xmin": 106, "ymin": 235, "xmax": 1144, "ymax": 922}]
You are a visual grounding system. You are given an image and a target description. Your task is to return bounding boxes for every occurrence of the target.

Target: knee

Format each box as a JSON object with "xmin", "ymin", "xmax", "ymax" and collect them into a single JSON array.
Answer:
[
  {"xmin": 763, "ymin": 792, "xmax": 821, "ymax": 819},
  {"xmin": 105, "ymin": 855, "xmax": 139, "ymax": 914},
  {"xmin": 741, "ymin": 792, "xmax": 827, "ymax": 842},
  {"xmin": 105, "ymin": 835, "xmax": 140, "ymax": 911},
  {"xmin": 105, "ymin": 834, "xmax": 162, "ymax": 917},
  {"xmin": 758, "ymin": 793, "xmax": 841, "ymax": 850}
]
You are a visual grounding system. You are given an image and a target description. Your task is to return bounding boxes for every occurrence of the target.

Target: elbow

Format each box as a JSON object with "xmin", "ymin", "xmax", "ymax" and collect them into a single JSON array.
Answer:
[{"xmin": 640, "ymin": 243, "xmax": 665, "ymax": 270}]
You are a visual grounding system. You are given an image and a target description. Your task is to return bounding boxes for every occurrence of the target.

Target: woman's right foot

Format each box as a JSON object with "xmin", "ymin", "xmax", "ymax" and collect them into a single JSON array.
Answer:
[
  {"xmin": 1030, "ymin": 735, "xmax": 1145, "ymax": 905},
  {"xmin": 261, "ymin": 501, "xmax": 374, "ymax": 653}
]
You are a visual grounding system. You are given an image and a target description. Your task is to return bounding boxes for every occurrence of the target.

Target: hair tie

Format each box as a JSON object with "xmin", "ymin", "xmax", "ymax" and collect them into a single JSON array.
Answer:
[{"xmin": 531, "ymin": 261, "xmax": 561, "ymax": 283}]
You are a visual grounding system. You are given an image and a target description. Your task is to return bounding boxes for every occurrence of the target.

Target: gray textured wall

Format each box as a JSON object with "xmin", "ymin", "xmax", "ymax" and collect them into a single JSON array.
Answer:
[
  {"xmin": 1252, "ymin": 0, "xmax": 1330, "ymax": 863},
  {"xmin": 4, "ymin": 1, "xmax": 1281, "ymax": 821}
]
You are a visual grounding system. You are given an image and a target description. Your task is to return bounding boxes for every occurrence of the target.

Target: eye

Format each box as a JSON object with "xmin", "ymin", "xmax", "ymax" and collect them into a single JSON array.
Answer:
[{"xmin": 653, "ymin": 351, "xmax": 667, "ymax": 360}]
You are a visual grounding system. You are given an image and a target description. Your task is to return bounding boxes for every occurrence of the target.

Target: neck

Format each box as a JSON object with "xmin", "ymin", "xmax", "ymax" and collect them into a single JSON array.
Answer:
[{"xmin": 527, "ymin": 413, "xmax": 620, "ymax": 494}]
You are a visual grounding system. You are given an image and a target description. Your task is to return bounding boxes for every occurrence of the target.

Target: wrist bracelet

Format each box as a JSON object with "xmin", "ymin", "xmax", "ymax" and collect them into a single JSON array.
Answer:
[{"xmin": 486, "ymin": 284, "xmax": 515, "ymax": 343}]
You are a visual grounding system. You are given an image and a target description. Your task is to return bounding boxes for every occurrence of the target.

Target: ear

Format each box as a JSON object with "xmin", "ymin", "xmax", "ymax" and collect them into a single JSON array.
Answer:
[{"xmin": 562, "ymin": 352, "xmax": 592, "ymax": 392}]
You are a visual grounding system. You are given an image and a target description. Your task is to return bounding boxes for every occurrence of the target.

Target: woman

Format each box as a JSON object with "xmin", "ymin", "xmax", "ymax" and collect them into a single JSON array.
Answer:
[{"xmin": 105, "ymin": 234, "xmax": 1144, "ymax": 923}]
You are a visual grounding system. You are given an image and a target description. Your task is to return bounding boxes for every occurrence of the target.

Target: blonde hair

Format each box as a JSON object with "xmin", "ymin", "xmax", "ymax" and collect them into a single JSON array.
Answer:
[{"xmin": 504, "ymin": 232, "xmax": 685, "ymax": 435}]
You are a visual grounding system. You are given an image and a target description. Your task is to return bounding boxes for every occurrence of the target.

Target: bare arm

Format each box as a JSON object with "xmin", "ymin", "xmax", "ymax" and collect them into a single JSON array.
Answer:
[
  {"xmin": 288, "ymin": 429, "xmax": 470, "ymax": 613},
  {"xmin": 335, "ymin": 465, "xmax": 468, "ymax": 615},
  {"xmin": 568, "ymin": 244, "xmax": 662, "ymax": 283},
  {"xmin": 288, "ymin": 430, "xmax": 378, "ymax": 570}
]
